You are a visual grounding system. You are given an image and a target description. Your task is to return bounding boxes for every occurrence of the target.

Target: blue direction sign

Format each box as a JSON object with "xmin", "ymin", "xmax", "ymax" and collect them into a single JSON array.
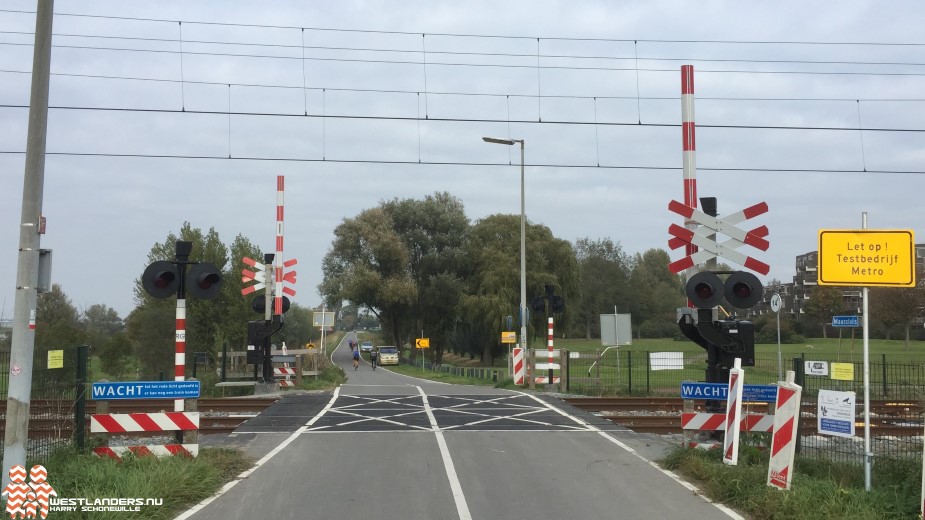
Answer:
[
  {"xmin": 832, "ymin": 315, "xmax": 860, "ymax": 327},
  {"xmin": 91, "ymin": 381, "xmax": 201, "ymax": 400},
  {"xmin": 680, "ymin": 382, "xmax": 778, "ymax": 402}
]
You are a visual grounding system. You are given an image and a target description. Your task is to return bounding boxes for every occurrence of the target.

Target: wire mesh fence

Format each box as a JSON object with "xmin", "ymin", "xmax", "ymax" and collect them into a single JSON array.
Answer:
[
  {"xmin": 0, "ymin": 345, "xmax": 88, "ymax": 463},
  {"xmin": 558, "ymin": 348, "xmax": 925, "ymax": 465}
]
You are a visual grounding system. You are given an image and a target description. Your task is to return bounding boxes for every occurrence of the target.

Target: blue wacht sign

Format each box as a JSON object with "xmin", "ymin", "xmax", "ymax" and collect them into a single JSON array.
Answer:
[
  {"xmin": 680, "ymin": 382, "xmax": 777, "ymax": 402},
  {"xmin": 832, "ymin": 315, "xmax": 860, "ymax": 327},
  {"xmin": 91, "ymin": 381, "xmax": 201, "ymax": 400}
]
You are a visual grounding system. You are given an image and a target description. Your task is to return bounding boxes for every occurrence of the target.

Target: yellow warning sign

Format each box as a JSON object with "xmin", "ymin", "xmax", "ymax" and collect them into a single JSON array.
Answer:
[
  {"xmin": 818, "ymin": 229, "xmax": 915, "ymax": 287},
  {"xmin": 415, "ymin": 338, "xmax": 430, "ymax": 349},
  {"xmin": 831, "ymin": 362, "xmax": 855, "ymax": 381}
]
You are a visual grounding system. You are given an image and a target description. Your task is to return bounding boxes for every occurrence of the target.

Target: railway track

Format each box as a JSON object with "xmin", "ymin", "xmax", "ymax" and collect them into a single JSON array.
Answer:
[
  {"xmin": 563, "ymin": 397, "xmax": 925, "ymax": 437},
  {"xmin": 1, "ymin": 397, "xmax": 280, "ymax": 438}
]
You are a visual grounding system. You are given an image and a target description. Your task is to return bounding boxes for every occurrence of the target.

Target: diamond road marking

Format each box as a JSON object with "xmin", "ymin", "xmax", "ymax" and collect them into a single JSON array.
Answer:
[{"xmin": 305, "ymin": 394, "xmax": 595, "ymax": 433}]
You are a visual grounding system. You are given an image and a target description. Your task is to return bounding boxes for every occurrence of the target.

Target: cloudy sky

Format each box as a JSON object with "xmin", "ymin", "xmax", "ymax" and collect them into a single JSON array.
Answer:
[{"xmin": 2, "ymin": 1, "xmax": 924, "ymax": 321}]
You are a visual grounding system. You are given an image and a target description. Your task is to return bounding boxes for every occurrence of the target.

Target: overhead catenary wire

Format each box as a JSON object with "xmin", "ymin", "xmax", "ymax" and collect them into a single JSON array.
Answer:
[
  {"xmin": 2, "ymin": 8, "xmax": 925, "ymax": 48},
  {"xmin": 2, "ymin": 68, "xmax": 924, "ymax": 104},
  {"xmin": 0, "ymin": 103, "xmax": 922, "ymax": 134},
  {"xmin": 0, "ymin": 149, "xmax": 922, "ymax": 175}
]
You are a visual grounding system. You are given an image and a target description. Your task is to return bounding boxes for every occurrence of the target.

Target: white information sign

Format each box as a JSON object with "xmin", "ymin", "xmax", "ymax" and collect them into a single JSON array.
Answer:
[
  {"xmin": 817, "ymin": 389, "xmax": 856, "ymax": 438},
  {"xmin": 804, "ymin": 361, "xmax": 829, "ymax": 376},
  {"xmin": 649, "ymin": 352, "xmax": 684, "ymax": 371}
]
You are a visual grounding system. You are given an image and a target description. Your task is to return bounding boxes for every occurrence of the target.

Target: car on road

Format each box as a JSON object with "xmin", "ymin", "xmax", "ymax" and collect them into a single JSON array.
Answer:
[
  {"xmin": 377, "ymin": 346, "xmax": 399, "ymax": 365},
  {"xmin": 360, "ymin": 341, "xmax": 374, "ymax": 352}
]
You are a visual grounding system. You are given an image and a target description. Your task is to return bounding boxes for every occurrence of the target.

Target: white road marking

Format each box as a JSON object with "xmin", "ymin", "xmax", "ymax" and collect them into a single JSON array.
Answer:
[
  {"xmin": 174, "ymin": 387, "xmax": 341, "ymax": 520},
  {"xmin": 417, "ymin": 386, "xmax": 473, "ymax": 520}
]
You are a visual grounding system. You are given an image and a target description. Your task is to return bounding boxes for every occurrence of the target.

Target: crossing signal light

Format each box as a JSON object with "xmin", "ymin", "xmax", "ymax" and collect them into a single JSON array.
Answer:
[
  {"xmin": 724, "ymin": 271, "xmax": 763, "ymax": 309},
  {"xmin": 251, "ymin": 295, "xmax": 291, "ymax": 314},
  {"xmin": 187, "ymin": 262, "xmax": 223, "ymax": 299},
  {"xmin": 686, "ymin": 271, "xmax": 724, "ymax": 309},
  {"xmin": 142, "ymin": 261, "xmax": 180, "ymax": 299},
  {"xmin": 686, "ymin": 271, "xmax": 763, "ymax": 310},
  {"xmin": 551, "ymin": 295, "xmax": 565, "ymax": 313}
]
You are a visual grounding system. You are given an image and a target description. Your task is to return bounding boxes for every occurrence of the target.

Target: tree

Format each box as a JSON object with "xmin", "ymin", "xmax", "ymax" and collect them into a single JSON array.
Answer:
[
  {"xmin": 81, "ymin": 304, "xmax": 123, "ymax": 349},
  {"xmin": 459, "ymin": 215, "xmax": 578, "ymax": 362},
  {"xmin": 319, "ymin": 206, "xmax": 417, "ymax": 349},
  {"xmin": 319, "ymin": 192, "xmax": 469, "ymax": 357},
  {"xmin": 126, "ymin": 223, "xmax": 255, "ymax": 378},
  {"xmin": 35, "ymin": 284, "xmax": 84, "ymax": 349},
  {"xmin": 99, "ymin": 332, "xmax": 133, "ymax": 378},
  {"xmin": 383, "ymin": 192, "xmax": 469, "ymax": 363},
  {"xmin": 573, "ymin": 237, "xmax": 632, "ymax": 339},
  {"xmin": 803, "ymin": 285, "xmax": 845, "ymax": 339},
  {"xmin": 628, "ymin": 249, "xmax": 684, "ymax": 338},
  {"xmin": 278, "ymin": 304, "xmax": 317, "ymax": 348},
  {"xmin": 870, "ymin": 279, "xmax": 925, "ymax": 346}
]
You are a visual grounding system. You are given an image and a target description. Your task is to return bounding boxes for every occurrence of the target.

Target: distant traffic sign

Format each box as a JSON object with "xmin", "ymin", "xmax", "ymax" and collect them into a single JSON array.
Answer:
[
  {"xmin": 832, "ymin": 315, "xmax": 859, "ymax": 328},
  {"xmin": 415, "ymin": 338, "xmax": 430, "ymax": 349},
  {"xmin": 500, "ymin": 331, "xmax": 517, "ymax": 344},
  {"xmin": 818, "ymin": 229, "xmax": 916, "ymax": 287}
]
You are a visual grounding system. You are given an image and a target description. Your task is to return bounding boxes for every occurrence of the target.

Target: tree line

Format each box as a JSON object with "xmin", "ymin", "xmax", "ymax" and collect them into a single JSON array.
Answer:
[{"xmin": 9, "ymin": 193, "xmax": 923, "ymax": 375}]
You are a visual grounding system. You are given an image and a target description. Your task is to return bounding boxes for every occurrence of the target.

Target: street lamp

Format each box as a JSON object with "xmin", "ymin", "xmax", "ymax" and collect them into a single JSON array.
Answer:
[{"xmin": 482, "ymin": 136, "xmax": 527, "ymax": 357}]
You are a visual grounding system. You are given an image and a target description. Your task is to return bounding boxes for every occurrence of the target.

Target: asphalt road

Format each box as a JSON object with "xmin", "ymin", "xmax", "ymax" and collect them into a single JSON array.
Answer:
[{"xmin": 180, "ymin": 335, "xmax": 745, "ymax": 520}]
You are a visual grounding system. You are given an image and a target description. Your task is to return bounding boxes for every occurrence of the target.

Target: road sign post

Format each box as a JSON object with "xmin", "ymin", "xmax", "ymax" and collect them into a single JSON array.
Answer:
[
  {"xmin": 818, "ymin": 220, "xmax": 916, "ymax": 492},
  {"xmin": 771, "ymin": 293, "xmax": 782, "ymax": 381}
]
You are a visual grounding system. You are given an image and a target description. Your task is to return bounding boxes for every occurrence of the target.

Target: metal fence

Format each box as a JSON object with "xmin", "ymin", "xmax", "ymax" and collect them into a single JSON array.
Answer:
[
  {"xmin": 0, "ymin": 345, "xmax": 88, "ymax": 462},
  {"xmin": 419, "ymin": 348, "xmax": 923, "ymax": 465}
]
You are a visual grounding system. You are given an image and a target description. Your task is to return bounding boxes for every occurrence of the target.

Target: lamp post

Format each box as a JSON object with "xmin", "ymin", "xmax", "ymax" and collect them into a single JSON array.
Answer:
[{"xmin": 482, "ymin": 136, "xmax": 527, "ymax": 358}]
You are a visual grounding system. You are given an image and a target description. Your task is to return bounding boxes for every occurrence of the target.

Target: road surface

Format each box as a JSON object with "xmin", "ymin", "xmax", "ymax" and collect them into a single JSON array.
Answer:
[{"xmin": 182, "ymin": 335, "xmax": 744, "ymax": 519}]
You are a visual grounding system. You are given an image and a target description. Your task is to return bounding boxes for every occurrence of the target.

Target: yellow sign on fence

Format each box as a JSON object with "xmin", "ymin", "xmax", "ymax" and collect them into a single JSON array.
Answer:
[
  {"xmin": 500, "ymin": 331, "xmax": 517, "ymax": 344},
  {"xmin": 47, "ymin": 350, "xmax": 64, "ymax": 369},
  {"xmin": 831, "ymin": 362, "xmax": 855, "ymax": 381},
  {"xmin": 817, "ymin": 229, "xmax": 916, "ymax": 287}
]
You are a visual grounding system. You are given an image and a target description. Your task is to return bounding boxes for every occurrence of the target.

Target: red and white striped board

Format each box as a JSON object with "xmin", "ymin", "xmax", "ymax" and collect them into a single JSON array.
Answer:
[
  {"xmin": 273, "ymin": 367, "xmax": 296, "ymax": 376},
  {"xmin": 723, "ymin": 358, "xmax": 745, "ymax": 466},
  {"xmin": 681, "ymin": 413, "xmax": 774, "ymax": 432},
  {"xmin": 93, "ymin": 444, "xmax": 199, "ymax": 459},
  {"xmin": 533, "ymin": 376, "xmax": 560, "ymax": 385},
  {"xmin": 512, "ymin": 347, "xmax": 525, "ymax": 385},
  {"xmin": 767, "ymin": 371, "xmax": 802, "ymax": 491},
  {"xmin": 277, "ymin": 380, "xmax": 295, "ymax": 388},
  {"xmin": 90, "ymin": 412, "xmax": 199, "ymax": 433}
]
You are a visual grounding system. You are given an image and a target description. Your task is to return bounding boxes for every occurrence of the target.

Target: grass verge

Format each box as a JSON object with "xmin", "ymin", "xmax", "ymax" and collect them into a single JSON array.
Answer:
[
  {"xmin": 38, "ymin": 446, "xmax": 252, "ymax": 519},
  {"xmin": 385, "ymin": 363, "xmax": 513, "ymax": 388},
  {"xmin": 661, "ymin": 445, "xmax": 921, "ymax": 519}
]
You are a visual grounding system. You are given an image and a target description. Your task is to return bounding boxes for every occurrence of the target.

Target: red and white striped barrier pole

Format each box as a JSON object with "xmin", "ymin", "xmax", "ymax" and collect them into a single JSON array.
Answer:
[
  {"xmin": 768, "ymin": 370, "xmax": 802, "ymax": 491},
  {"xmin": 681, "ymin": 64, "xmax": 698, "ymax": 286},
  {"xmin": 547, "ymin": 317, "xmax": 554, "ymax": 386},
  {"xmin": 723, "ymin": 358, "xmax": 744, "ymax": 465},
  {"xmin": 512, "ymin": 347, "xmax": 525, "ymax": 385},
  {"xmin": 175, "ymin": 299, "xmax": 185, "ymax": 413},
  {"xmin": 274, "ymin": 175, "xmax": 285, "ymax": 316}
]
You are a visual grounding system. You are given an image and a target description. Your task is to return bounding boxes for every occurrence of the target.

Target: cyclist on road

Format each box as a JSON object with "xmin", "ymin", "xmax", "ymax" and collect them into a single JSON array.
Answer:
[
  {"xmin": 369, "ymin": 348, "xmax": 378, "ymax": 370},
  {"xmin": 352, "ymin": 348, "xmax": 360, "ymax": 370}
]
